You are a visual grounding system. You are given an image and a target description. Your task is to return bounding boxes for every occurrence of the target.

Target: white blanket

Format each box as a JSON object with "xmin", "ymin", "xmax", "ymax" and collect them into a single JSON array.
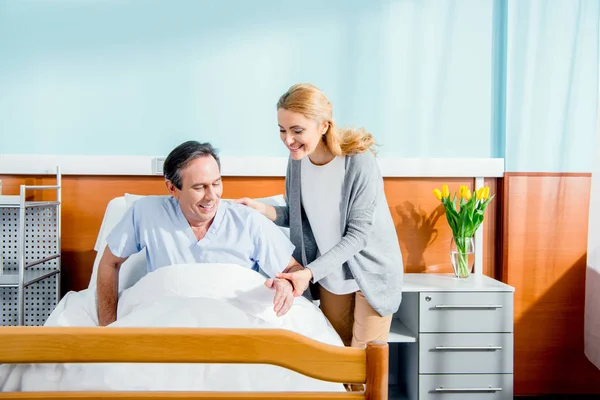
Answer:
[{"xmin": 0, "ymin": 263, "xmax": 345, "ymax": 392}]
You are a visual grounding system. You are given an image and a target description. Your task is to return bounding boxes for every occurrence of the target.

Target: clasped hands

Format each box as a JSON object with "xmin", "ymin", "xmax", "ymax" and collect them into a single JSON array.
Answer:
[{"xmin": 264, "ymin": 265, "xmax": 313, "ymax": 317}]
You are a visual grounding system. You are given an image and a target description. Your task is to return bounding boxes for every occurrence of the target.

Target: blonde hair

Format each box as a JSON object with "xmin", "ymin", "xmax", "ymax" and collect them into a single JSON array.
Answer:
[{"xmin": 277, "ymin": 83, "xmax": 376, "ymax": 156}]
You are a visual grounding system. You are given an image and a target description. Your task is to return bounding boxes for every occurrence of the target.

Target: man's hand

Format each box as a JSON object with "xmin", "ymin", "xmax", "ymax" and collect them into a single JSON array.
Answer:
[{"xmin": 264, "ymin": 278, "xmax": 294, "ymax": 317}]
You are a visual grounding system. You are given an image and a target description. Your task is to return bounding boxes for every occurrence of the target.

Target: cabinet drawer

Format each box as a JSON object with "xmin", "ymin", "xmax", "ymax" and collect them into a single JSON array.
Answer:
[
  {"xmin": 419, "ymin": 333, "xmax": 513, "ymax": 374},
  {"xmin": 419, "ymin": 374, "xmax": 513, "ymax": 400},
  {"xmin": 419, "ymin": 292, "xmax": 513, "ymax": 333}
]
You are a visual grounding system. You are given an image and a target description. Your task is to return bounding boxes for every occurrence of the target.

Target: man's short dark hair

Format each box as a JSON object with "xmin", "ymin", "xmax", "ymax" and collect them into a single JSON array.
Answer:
[{"xmin": 163, "ymin": 141, "xmax": 221, "ymax": 190}]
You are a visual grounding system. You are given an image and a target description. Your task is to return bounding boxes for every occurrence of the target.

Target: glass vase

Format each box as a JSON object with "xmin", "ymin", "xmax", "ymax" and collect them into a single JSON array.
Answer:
[{"xmin": 450, "ymin": 236, "xmax": 475, "ymax": 278}]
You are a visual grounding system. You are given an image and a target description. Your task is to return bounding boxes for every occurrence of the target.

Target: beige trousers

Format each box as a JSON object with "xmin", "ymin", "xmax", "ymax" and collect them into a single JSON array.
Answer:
[{"xmin": 318, "ymin": 286, "xmax": 393, "ymax": 348}]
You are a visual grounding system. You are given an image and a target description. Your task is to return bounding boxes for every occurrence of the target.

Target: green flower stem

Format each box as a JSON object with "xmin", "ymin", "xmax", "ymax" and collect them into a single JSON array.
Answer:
[
  {"xmin": 456, "ymin": 252, "xmax": 469, "ymax": 278},
  {"xmin": 454, "ymin": 236, "xmax": 470, "ymax": 278}
]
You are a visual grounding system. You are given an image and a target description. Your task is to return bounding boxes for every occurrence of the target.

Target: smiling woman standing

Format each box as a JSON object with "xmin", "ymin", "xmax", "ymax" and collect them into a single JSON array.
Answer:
[{"xmin": 236, "ymin": 83, "xmax": 403, "ymax": 354}]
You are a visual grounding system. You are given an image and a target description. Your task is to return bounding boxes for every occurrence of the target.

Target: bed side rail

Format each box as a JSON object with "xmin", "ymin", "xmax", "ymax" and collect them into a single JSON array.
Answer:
[{"xmin": 0, "ymin": 327, "xmax": 388, "ymax": 400}]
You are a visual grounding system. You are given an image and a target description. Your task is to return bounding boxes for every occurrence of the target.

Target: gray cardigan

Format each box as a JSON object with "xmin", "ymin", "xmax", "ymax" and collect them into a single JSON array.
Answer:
[{"xmin": 273, "ymin": 151, "xmax": 404, "ymax": 316}]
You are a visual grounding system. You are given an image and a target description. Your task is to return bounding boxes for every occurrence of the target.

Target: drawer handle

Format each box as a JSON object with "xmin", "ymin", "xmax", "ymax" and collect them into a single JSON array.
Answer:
[
  {"xmin": 434, "ymin": 304, "xmax": 503, "ymax": 309},
  {"xmin": 434, "ymin": 345, "xmax": 502, "ymax": 351},
  {"xmin": 434, "ymin": 387, "xmax": 503, "ymax": 393}
]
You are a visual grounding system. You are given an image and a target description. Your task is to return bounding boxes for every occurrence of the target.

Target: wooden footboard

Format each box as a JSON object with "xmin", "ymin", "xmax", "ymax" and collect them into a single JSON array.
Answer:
[{"xmin": 0, "ymin": 327, "xmax": 388, "ymax": 400}]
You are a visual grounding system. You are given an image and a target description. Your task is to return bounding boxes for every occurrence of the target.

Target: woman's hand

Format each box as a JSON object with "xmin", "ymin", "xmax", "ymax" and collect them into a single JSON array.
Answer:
[
  {"xmin": 234, "ymin": 197, "xmax": 265, "ymax": 213},
  {"xmin": 282, "ymin": 263, "xmax": 304, "ymax": 274},
  {"xmin": 234, "ymin": 197, "xmax": 276, "ymax": 221},
  {"xmin": 276, "ymin": 268, "xmax": 313, "ymax": 297}
]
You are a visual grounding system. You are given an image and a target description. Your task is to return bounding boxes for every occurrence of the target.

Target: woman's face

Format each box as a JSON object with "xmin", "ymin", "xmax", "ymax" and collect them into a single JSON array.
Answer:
[{"xmin": 278, "ymin": 108, "xmax": 327, "ymax": 161}]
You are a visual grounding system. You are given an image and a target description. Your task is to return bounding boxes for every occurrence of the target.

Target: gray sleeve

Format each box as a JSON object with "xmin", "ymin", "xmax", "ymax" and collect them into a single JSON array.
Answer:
[
  {"xmin": 273, "ymin": 157, "xmax": 292, "ymax": 227},
  {"xmin": 273, "ymin": 205, "xmax": 289, "ymax": 227},
  {"xmin": 306, "ymin": 153, "xmax": 378, "ymax": 283}
]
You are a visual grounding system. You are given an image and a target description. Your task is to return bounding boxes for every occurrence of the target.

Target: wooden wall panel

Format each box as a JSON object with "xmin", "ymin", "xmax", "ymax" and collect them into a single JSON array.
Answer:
[
  {"xmin": 504, "ymin": 173, "xmax": 600, "ymax": 395},
  {"xmin": 0, "ymin": 175, "xmax": 498, "ymax": 293}
]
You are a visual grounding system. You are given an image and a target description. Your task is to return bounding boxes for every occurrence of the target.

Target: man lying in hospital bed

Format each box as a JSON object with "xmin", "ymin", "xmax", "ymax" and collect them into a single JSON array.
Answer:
[{"xmin": 0, "ymin": 141, "xmax": 346, "ymax": 392}]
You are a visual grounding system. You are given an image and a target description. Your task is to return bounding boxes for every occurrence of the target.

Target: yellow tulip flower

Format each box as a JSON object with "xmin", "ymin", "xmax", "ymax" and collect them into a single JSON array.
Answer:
[
  {"xmin": 483, "ymin": 186, "xmax": 490, "ymax": 199},
  {"xmin": 441, "ymin": 184, "xmax": 449, "ymax": 198},
  {"xmin": 459, "ymin": 185, "xmax": 471, "ymax": 200},
  {"xmin": 476, "ymin": 187, "xmax": 484, "ymax": 200},
  {"xmin": 433, "ymin": 189, "xmax": 442, "ymax": 200}
]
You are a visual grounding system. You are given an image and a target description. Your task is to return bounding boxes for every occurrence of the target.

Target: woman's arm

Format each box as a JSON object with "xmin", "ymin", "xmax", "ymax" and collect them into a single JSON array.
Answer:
[
  {"xmin": 273, "ymin": 157, "xmax": 292, "ymax": 227},
  {"xmin": 276, "ymin": 256, "xmax": 312, "ymax": 297},
  {"xmin": 272, "ymin": 204, "xmax": 289, "ymax": 227},
  {"xmin": 235, "ymin": 198, "xmax": 278, "ymax": 222}
]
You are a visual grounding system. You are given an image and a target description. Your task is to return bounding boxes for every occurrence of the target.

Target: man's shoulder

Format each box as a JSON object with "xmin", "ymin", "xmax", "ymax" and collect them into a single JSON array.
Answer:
[
  {"xmin": 130, "ymin": 195, "xmax": 175, "ymax": 215},
  {"xmin": 221, "ymin": 199, "xmax": 273, "ymax": 231}
]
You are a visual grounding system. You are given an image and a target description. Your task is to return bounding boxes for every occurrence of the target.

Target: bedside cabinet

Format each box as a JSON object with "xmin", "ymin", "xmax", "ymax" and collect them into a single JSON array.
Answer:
[{"xmin": 389, "ymin": 274, "xmax": 515, "ymax": 400}]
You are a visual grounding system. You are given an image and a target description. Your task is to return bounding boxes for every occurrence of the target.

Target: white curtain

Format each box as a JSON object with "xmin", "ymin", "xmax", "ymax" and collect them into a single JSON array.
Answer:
[
  {"xmin": 505, "ymin": 0, "xmax": 600, "ymax": 173},
  {"xmin": 586, "ymin": 103, "xmax": 600, "ymax": 369}
]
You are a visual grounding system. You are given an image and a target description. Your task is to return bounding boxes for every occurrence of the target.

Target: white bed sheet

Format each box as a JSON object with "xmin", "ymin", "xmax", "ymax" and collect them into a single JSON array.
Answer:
[{"xmin": 0, "ymin": 263, "xmax": 345, "ymax": 392}]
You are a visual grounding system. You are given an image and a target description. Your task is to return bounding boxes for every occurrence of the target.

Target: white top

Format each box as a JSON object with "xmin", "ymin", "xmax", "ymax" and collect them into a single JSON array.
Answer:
[{"xmin": 301, "ymin": 156, "xmax": 359, "ymax": 295}]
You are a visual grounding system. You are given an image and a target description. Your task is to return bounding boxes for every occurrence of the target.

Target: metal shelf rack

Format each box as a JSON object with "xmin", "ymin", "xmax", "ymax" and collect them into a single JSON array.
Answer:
[{"xmin": 0, "ymin": 166, "xmax": 61, "ymax": 326}]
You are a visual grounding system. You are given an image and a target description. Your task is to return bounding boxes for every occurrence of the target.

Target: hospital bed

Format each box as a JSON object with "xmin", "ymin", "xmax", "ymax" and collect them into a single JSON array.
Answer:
[{"xmin": 0, "ymin": 194, "xmax": 389, "ymax": 399}]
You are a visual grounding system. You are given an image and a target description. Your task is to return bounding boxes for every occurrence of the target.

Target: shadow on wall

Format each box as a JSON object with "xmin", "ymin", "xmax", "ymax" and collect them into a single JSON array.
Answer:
[
  {"xmin": 585, "ymin": 265, "xmax": 600, "ymax": 370},
  {"xmin": 395, "ymin": 201, "xmax": 451, "ymax": 273},
  {"xmin": 514, "ymin": 254, "xmax": 600, "ymax": 395}
]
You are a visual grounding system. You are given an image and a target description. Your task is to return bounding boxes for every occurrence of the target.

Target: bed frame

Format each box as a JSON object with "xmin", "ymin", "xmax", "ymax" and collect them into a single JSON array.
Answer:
[{"xmin": 0, "ymin": 326, "xmax": 388, "ymax": 400}]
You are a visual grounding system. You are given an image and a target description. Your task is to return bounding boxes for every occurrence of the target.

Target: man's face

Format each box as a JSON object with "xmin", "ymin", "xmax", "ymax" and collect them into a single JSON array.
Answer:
[{"xmin": 166, "ymin": 155, "xmax": 223, "ymax": 226}]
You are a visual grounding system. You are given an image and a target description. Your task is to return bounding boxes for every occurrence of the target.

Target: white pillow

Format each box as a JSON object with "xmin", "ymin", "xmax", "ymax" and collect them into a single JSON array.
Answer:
[
  {"xmin": 88, "ymin": 196, "xmax": 148, "ymax": 293},
  {"xmin": 124, "ymin": 193, "xmax": 145, "ymax": 209}
]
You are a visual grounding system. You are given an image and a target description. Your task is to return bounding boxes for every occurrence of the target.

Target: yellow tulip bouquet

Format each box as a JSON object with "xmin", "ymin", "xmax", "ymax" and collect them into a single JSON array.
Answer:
[{"xmin": 432, "ymin": 184, "xmax": 494, "ymax": 277}]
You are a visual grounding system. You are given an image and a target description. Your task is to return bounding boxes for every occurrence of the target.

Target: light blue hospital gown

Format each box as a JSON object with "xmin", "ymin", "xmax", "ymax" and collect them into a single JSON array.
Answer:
[{"xmin": 105, "ymin": 196, "xmax": 295, "ymax": 278}]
